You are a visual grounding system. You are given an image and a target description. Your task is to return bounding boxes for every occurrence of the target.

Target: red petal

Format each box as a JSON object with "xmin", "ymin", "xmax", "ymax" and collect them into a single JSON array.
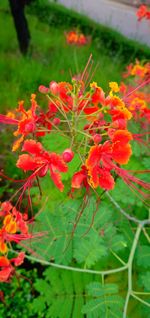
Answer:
[
  {"xmin": 112, "ymin": 143, "xmax": 132, "ymax": 165},
  {"xmin": 72, "ymin": 171, "xmax": 86, "ymax": 188},
  {"xmin": 49, "ymin": 167, "xmax": 64, "ymax": 192},
  {"xmin": 0, "ymin": 256, "xmax": 10, "ymax": 267},
  {"xmin": 0, "ymin": 267, "xmax": 13, "ymax": 282},
  {"xmin": 91, "ymin": 87, "xmax": 105, "ymax": 104},
  {"xmin": 12, "ymin": 252, "xmax": 25, "ymax": 266},
  {"xmin": 111, "ymin": 130, "xmax": 133, "ymax": 144},
  {"xmin": 99, "ymin": 169, "xmax": 115, "ymax": 190},
  {"xmin": 86, "ymin": 145, "xmax": 102, "ymax": 169},
  {"xmin": 17, "ymin": 154, "xmax": 39, "ymax": 171},
  {"xmin": 49, "ymin": 153, "xmax": 68, "ymax": 172},
  {"xmin": 84, "ymin": 106, "xmax": 99, "ymax": 115},
  {"xmin": 88, "ymin": 166, "xmax": 99, "ymax": 188},
  {"xmin": 22, "ymin": 139, "xmax": 43, "ymax": 155}
]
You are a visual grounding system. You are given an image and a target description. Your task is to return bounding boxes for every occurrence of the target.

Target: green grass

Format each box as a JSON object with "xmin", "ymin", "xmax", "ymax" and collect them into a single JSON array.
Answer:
[{"xmin": 0, "ymin": 2, "xmax": 124, "ymax": 113}]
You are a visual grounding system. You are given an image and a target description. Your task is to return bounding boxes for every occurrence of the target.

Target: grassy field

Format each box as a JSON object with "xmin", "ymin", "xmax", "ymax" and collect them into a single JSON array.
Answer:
[{"xmin": 0, "ymin": 1, "xmax": 124, "ymax": 114}]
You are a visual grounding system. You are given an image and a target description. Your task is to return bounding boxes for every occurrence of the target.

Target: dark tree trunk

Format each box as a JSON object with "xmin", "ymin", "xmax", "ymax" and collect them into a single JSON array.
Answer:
[{"xmin": 8, "ymin": 0, "xmax": 32, "ymax": 55}]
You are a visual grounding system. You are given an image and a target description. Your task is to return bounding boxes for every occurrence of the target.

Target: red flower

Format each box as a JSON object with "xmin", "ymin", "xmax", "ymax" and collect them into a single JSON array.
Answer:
[
  {"xmin": 136, "ymin": 5, "xmax": 148, "ymax": 21},
  {"xmin": 111, "ymin": 130, "xmax": 132, "ymax": 165},
  {"xmin": 11, "ymin": 252, "xmax": 25, "ymax": 266},
  {"xmin": 17, "ymin": 139, "xmax": 68, "ymax": 191},
  {"xmin": 12, "ymin": 95, "xmax": 38, "ymax": 150},
  {"xmin": 65, "ymin": 30, "xmax": 88, "ymax": 46},
  {"xmin": 0, "ymin": 253, "xmax": 25, "ymax": 282},
  {"xmin": 0, "ymin": 202, "xmax": 29, "ymax": 254},
  {"xmin": 72, "ymin": 165, "xmax": 89, "ymax": 190},
  {"xmin": 85, "ymin": 130, "xmax": 132, "ymax": 190},
  {"xmin": 0, "ymin": 257, "xmax": 13, "ymax": 282}
]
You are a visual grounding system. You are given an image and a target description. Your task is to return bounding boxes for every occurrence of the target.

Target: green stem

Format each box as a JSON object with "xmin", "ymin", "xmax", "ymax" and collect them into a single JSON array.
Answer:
[
  {"xmin": 110, "ymin": 249, "xmax": 126, "ymax": 266},
  {"xmin": 133, "ymin": 291, "xmax": 150, "ymax": 296},
  {"xmin": 123, "ymin": 224, "xmax": 143, "ymax": 318},
  {"xmin": 11, "ymin": 249, "xmax": 127, "ymax": 276},
  {"xmin": 131, "ymin": 293, "xmax": 150, "ymax": 308},
  {"xmin": 106, "ymin": 192, "xmax": 150, "ymax": 226}
]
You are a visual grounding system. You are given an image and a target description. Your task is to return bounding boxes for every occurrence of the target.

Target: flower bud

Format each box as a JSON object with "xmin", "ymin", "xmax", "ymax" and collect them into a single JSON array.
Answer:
[
  {"xmin": 49, "ymin": 81, "xmax": 59, "ymax": 95},
  {"xmin": 62, "ymin": 149, "xmax": 74, "ymax": 163},
  {"xmin": 53, "ymin": 118, "xmax": 61, "ymax": 125},
  {"xmin": 93, "ymin": 134, "xmax": 102, "ymax": 144},
  {"xmin": 39, "ymin": 85, "xmax": 49, "ymax": 94}
]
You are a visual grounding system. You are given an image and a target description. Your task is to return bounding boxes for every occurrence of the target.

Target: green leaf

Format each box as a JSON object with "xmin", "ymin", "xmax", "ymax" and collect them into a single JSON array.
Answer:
[
  {"xmin": 138, "ymin": 271, "xmax": 150, "ymax": 291},
  {"xmin": 42, "ymin": 132, "xmax": 69, "ymax": 154},
  {"xmin": 136, "ymin": 245, "xmax": 150, "ymax": 269},
  {"xmin": 32, "ymin": 267, "xmax": 94, "ymax": 318},
  {"xmin": 74, "ymin": 233, "xmax": 107, "ymax": 268},
  {"xmin": 111, "ymin": 179, "xmax": 142, "ymax": 207},
  {"xmin": 25, "ymin": 195, "xmax": 128, "ymax": 267},
  {"xmin": 82, "ymin": 282, "xmax": 124, "ymax": 318},
  {"xmin": 32, "ymin": 297, "xmax": 46, "ymax": 313},
  {"xmin": 143, "ymin": 158, "xmax": 150, "ymax": 170}
]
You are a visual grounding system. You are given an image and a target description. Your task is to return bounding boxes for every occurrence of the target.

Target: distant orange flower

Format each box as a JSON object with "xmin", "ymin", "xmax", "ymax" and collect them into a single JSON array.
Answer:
[
  {"xmin": 136, "ymin": 5, "xmax": 150, "ymax": 21},
  {"xmin": 65, "ymin": 30, "xmax": 89, "ymax": 46}
]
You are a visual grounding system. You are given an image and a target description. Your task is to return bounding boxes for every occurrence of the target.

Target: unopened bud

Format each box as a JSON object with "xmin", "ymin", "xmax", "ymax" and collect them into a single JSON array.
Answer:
[
  {"xmin": 93, "ymin": 134, "xmax": 102, "ymax": 144},
  {"xmin": 39, "ymin": 85, "xmax": 49, "ymax": 94},
  {"xmin": 49, "ymin": 81, "xmax": 59, "ymax": 95},
  {"xmin": 62, "ymin": 149, "xmax": 74, "ymax": 163},
  {"xmin": 53, "ymin": 118, "xmax": 61, "ymax": 125}
]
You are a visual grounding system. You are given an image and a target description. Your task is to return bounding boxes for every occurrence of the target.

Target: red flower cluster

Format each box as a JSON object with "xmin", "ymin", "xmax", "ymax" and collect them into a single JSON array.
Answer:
[
  {"xmin": 65, "ymin": 30, "xmax": 89, "ymax": 46},
  {"xmin": 0, "ymin": 201, "xmax": 30, "ymax": 282},
  {"xmin": 0, "ymin": 58, "xmax": 150, "ymax": 284},
  {"xmin": 136, "ymin": 5, "xmax": 150, "ymax": 21},
  {"xmin": 72, "ymin": 130, "xmax": 132, "ymax": 191},
  {"xmin": 121, "ymin": 61, "xmax": 150, "ymax": 132}
]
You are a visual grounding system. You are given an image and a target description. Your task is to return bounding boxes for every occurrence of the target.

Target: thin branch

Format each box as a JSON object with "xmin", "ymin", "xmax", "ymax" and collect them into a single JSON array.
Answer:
[
  {"xmin": 110, "ymin": 249, "xmax": 126, "ymax": 266},
  {"xmin": 11, "ymin": 249, "xmax": 127, "ymax": 276},
  {"xmin": 142, "ymin": 227, "xmax": 150, "ymax": 244},
  {"xmin": 123, "ymin": 224, "xmax": 143, "ymax": 318},
  {"xmin": 133, "ymin": 291, "xmax": 150, "ymax": 296},
  {"xmin": 106, "ymin": 192, "xmax": 150, "ymax": 226},
  {"xmin": 131, "ymin": 293, "xmax": 150, "ymax": 308}
]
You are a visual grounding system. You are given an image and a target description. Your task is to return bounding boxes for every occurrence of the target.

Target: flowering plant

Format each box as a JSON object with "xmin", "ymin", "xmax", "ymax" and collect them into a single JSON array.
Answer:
[
  {"xmin": 0, "ymin": 56, "xmax": 150, "ymax": 317},
  {"xmin": 65, "ymin": 30, "xmax": 89, "ymax": 46}
]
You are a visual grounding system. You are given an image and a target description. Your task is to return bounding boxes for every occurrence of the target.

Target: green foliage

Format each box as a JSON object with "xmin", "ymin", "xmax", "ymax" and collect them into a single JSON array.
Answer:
[
  {"xmin": 74, "ymin": 233, "xmax": 107, "ymax": 267},
  {"xmin": 136, "ymin": 245, "xmax": 150, "ymax": 269},
  {"xmin": 82, "ymin": 282, "xmax": 124, "ymax": 318},
  {"xmin": 24, "ymin": 196, "xmax": 128, "ymax": 269},
  {"xmin": 139, "ymin": 271, "xmax": 150, "ymax": 291},
  {"xmin": 0, "ymin": 268, "xmax": 37, "ymax": 318},
  {"xmin": 32, "ymin": 267, "xmax": 94, "ymax": 318},
  {"xmin": 32, "ymin": 269, "xmax": 124, "ymax": 318}
]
